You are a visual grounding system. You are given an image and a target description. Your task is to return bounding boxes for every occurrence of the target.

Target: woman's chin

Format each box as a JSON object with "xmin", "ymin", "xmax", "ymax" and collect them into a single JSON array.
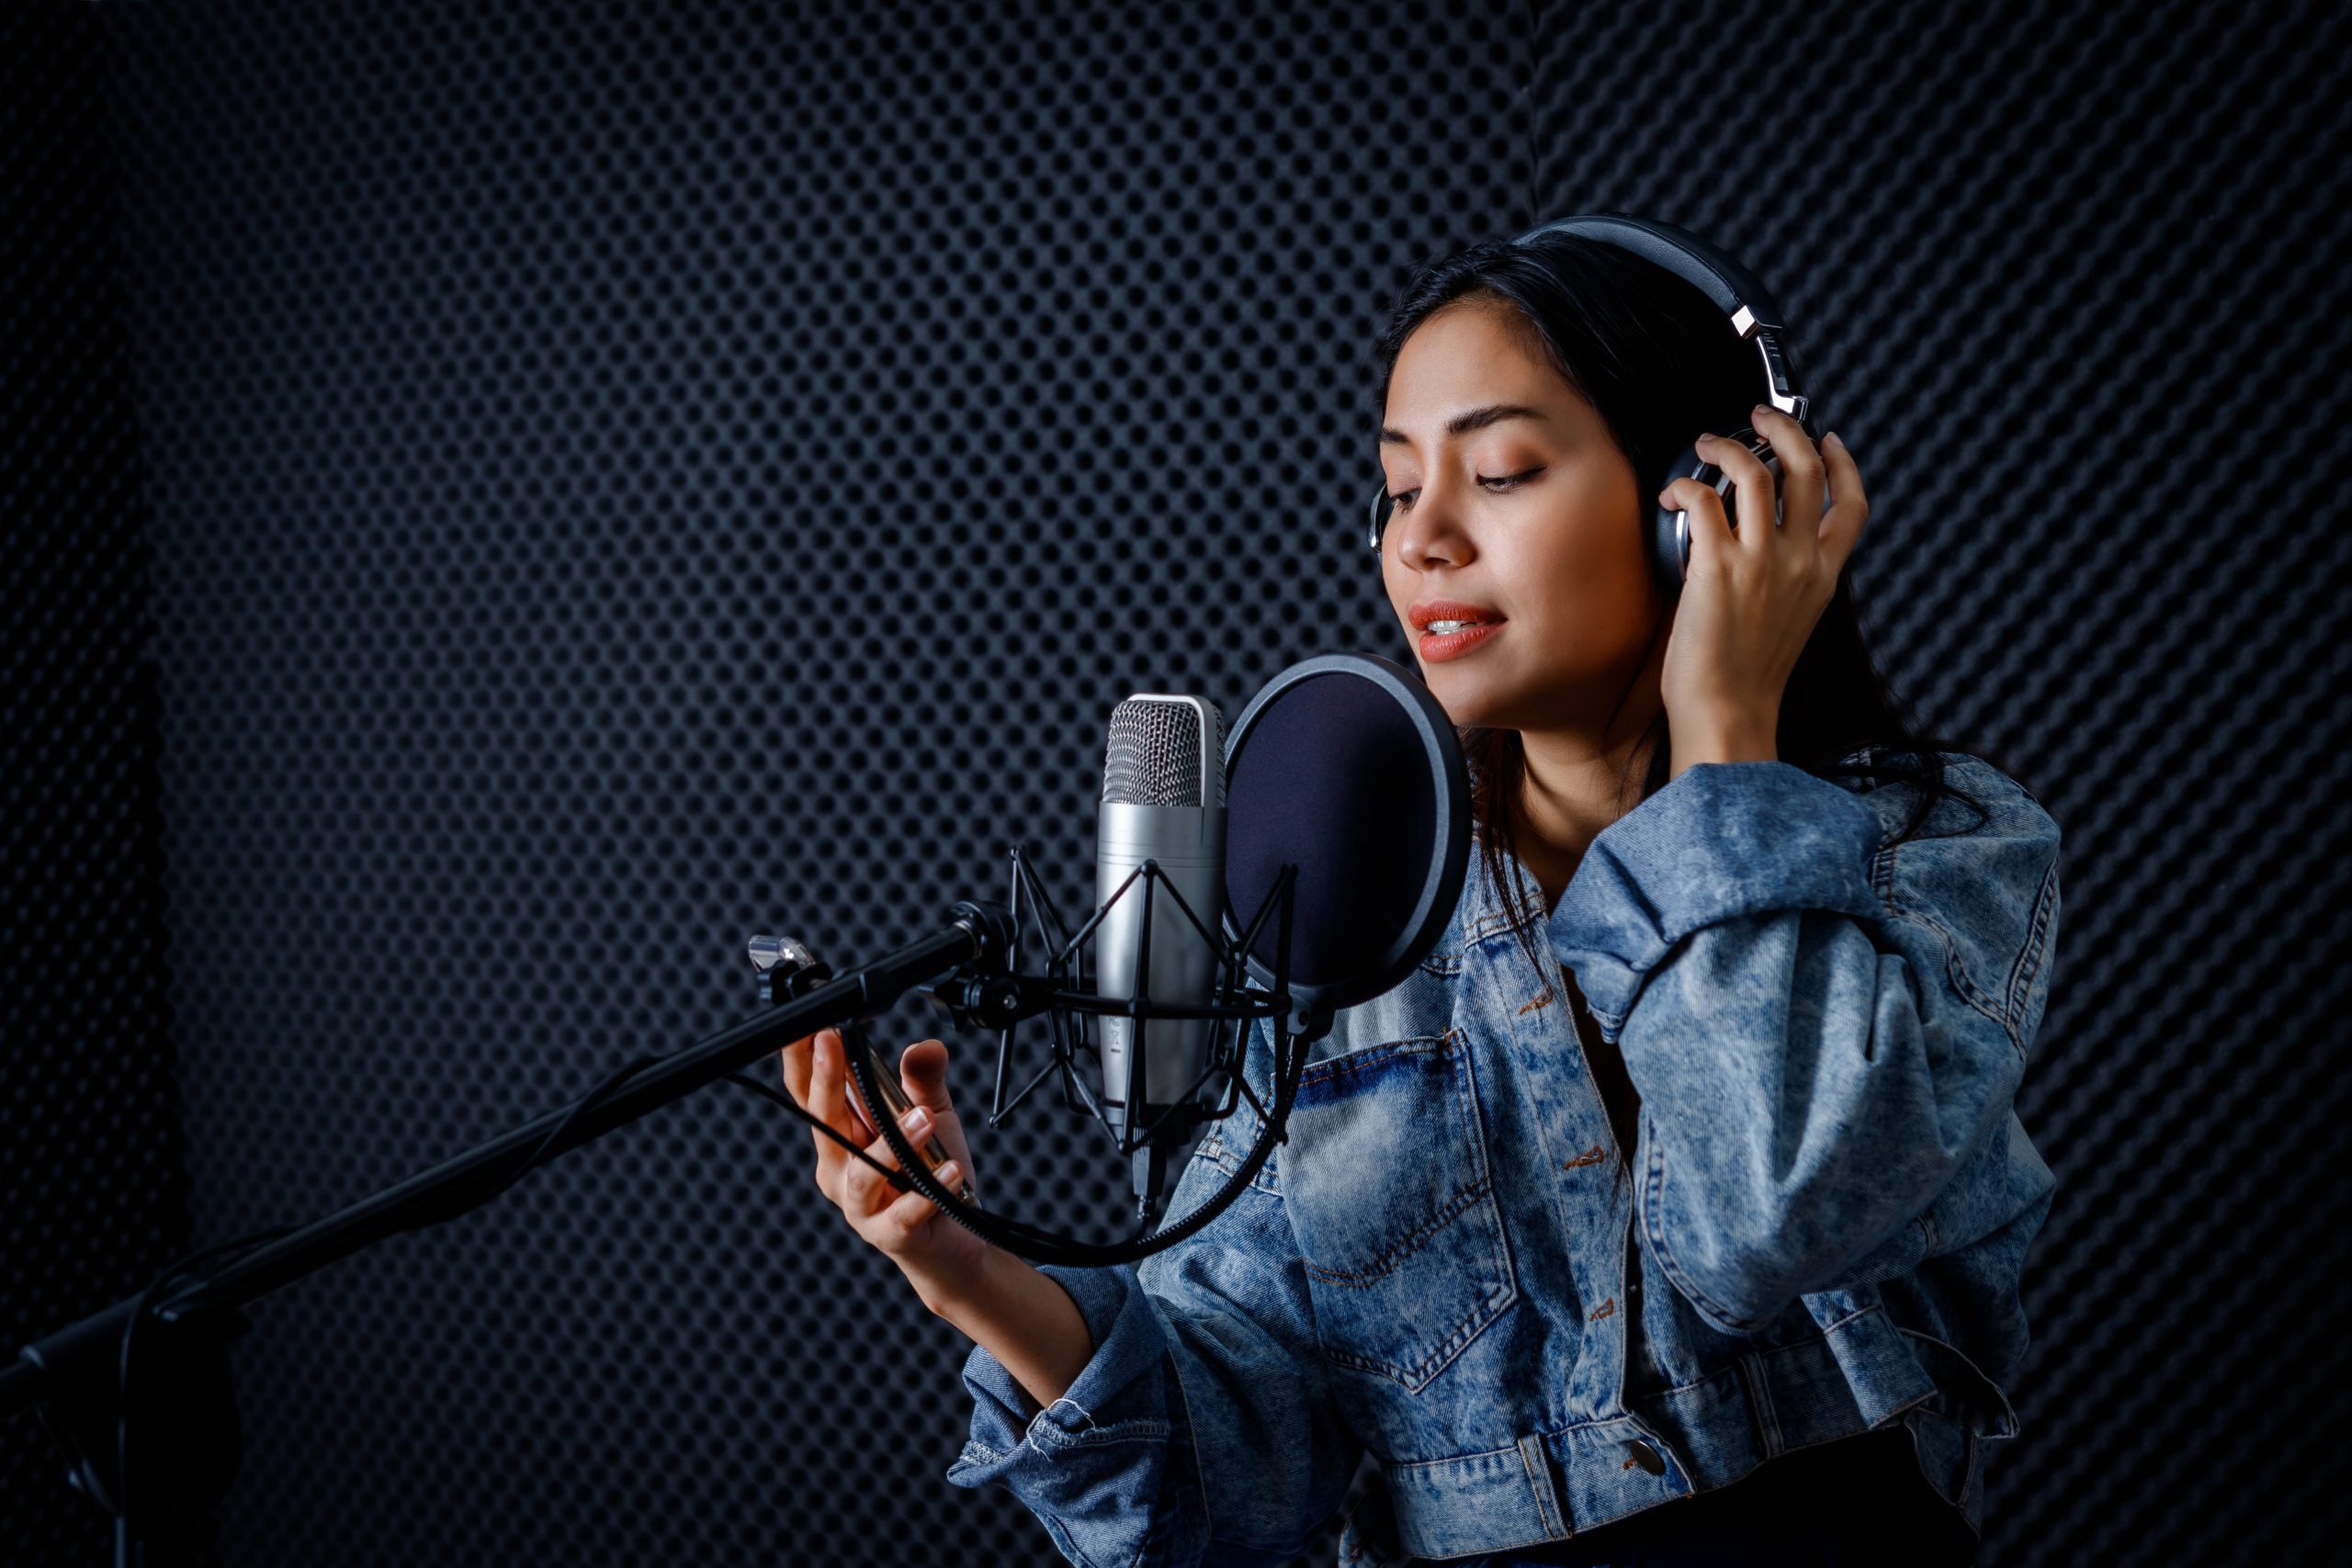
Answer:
[{"xmin": 1418, "ymin": 667, "xmax": 1519, "ymax": 728}]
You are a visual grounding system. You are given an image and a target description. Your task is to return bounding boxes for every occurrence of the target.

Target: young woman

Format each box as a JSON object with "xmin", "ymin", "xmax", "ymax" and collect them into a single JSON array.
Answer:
[{"xmin": 780, "ymin": 225, "xmax": 2062, "ymax": 1567}]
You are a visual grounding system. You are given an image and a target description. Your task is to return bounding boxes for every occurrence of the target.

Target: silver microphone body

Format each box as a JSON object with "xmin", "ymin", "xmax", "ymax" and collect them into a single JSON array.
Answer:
[
  {"xmin": 1095, "ymin": 694, "xmax": 1228, "ymax": 1212},
  {"xmin": 1096, "ymin": 800, "xmax": 1226, "ymax": 1116}
]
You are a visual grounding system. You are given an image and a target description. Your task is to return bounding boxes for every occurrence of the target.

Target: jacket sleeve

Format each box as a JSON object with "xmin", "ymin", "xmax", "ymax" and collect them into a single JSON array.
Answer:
[
  {"xmin": 944, "ymin": 1016, "xmax": 1365, "ymax": 1567},
  {"xmin": 1547, "ymin": 755, "xmax": 2063, "ymax": 1337}
]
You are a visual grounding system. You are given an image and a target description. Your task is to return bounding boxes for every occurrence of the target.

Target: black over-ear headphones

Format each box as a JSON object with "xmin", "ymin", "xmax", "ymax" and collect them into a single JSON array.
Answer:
[{"xmin": 1366, "ymin": 210, "xmax": 1823, "ymax": 599}]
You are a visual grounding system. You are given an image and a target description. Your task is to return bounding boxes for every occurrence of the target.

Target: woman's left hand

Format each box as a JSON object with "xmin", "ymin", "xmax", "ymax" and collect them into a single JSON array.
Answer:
[{"xmin": 1656, "ymin": 405, "xmax": 1871, "ymax": 778}]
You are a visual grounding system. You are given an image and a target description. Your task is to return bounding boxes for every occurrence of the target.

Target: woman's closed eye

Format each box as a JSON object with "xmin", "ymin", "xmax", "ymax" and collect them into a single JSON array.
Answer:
[{"xmin": 1386, "ymin": 466, "xmax": 1545, "ymax": 511}]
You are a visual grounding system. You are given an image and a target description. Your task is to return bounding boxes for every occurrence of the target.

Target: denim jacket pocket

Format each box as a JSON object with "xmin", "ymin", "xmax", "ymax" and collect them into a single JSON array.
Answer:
[
  {"xmin": 1279, "ymin": 1026, "xmax": 1518, "ymax": 1393},
  {"xmin": 1896, "ymin": 1325, "xmax": 2021, "ymax": 1441}
]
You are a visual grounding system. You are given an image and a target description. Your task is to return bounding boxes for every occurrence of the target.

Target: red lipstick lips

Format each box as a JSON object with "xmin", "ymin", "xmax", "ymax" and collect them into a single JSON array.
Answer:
[{"xmin": 1408, "ymin": 600, "xmax": 1508, "ymax": 661}]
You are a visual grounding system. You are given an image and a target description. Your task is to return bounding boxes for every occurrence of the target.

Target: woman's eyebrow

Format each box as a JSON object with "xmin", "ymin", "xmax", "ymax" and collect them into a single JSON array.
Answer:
[{"xmin": 1379, "ymin": 403, "xmax": 1550, "ymax": 446}]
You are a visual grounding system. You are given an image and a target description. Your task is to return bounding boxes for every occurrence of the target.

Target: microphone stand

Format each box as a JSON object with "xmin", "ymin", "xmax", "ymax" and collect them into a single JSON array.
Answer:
[{"xmin": 0, "ymin": 900, "xmax": 1014, "ymax": 1568}]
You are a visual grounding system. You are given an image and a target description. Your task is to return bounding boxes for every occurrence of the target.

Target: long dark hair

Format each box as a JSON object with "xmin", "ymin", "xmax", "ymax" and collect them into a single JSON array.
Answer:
[{"xmin": 1373, "ymin": 230, "xmax": 1998, "ymax": 988}]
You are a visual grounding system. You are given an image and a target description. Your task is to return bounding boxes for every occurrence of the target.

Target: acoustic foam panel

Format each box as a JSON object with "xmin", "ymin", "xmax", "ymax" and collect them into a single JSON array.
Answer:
[{"xmin": 5, "ymin": 1, "xmax": 2343, "ymax": 1562}]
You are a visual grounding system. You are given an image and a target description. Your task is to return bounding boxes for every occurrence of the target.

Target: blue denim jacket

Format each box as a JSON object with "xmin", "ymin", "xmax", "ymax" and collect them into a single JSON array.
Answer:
[{"xmin": 946, "ymin": 752, "xmax": 2063, "ymax": 1566}]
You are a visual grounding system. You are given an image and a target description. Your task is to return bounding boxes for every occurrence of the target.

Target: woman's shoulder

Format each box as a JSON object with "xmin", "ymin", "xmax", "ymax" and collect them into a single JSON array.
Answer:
[
  {"xmin": 1827, "ymin": 744, "xmax": 2061, "ymax": 852},
  {"xmin": 1832, "ymin": 746, "xmax": 2064, "ymax": 1055}
]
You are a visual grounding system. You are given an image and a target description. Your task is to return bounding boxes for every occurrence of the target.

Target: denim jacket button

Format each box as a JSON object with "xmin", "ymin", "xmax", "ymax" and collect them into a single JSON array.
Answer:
[{"xmin": 1625, "ymin": 1438, "xmax": 1666, "ymax": 1475}]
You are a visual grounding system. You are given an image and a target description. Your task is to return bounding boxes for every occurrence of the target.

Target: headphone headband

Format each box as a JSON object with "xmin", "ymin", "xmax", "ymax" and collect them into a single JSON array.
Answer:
[{"xmin": 1510, "ymin": 210, "xmax": 1813, "ymax": 433}]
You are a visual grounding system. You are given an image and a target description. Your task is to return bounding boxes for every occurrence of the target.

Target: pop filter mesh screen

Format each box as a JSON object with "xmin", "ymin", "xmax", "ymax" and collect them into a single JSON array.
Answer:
[
  {"xmin": 1227, "ymin": 671, "xmax": 1440, "ymax": 996},
  {"xmin": 4, "ymin": 1, "xmax": 2346, "ymax": 1563}
]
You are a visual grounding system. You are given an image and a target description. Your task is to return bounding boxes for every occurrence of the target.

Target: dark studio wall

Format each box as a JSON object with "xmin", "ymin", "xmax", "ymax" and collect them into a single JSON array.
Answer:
[
  {"xmin": 3, "ymin": 4, "xmax": 192, "ymax": 1565},
  {"xmin": 5, "ymin": 1, "xmax": 2347, "ymax": 1564}
]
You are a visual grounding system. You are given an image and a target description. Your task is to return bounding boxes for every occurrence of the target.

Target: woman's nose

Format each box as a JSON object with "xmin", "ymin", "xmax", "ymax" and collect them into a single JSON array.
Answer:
[{"xmin": 1394, "ymin": 488, "xmax": 1471, "ymax": 569}]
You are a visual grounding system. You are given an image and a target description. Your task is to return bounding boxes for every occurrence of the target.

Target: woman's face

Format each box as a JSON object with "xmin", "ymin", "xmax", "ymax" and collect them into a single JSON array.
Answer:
[{"xmin": 1377, "ymin": 298, "xmax": 1662, "ymax": 735}]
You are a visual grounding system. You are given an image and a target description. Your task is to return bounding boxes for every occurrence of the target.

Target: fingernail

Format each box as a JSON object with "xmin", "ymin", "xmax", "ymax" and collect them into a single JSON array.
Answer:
[
  {"xmin": 1752, "ymin": 403, "xmax": 1770, "ymax": 420},
  {"xmin": 935, "ymin": 1160, "xmax": 961, "ymax": 1185},
  {"xmin": 901, "ymin": 1106, "xmax": 932, "ymax": 1138},
  {"xmin": 1694, "ymin": 431, "xmax": 1715, "ymax": 445},
  {"xmin": 1825, "ymin": 430, "xmax": 1846, "ymax": 449}
]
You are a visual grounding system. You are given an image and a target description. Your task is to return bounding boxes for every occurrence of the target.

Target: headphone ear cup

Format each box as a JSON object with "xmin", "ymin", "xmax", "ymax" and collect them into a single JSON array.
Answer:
[
  {"xmin": 1657, "ymin": 427, "xmax": 1783, "ymax": 592},
  {"xmin": 1651, "ymin": 442, "xmax": 1704, "ymax": 596}
]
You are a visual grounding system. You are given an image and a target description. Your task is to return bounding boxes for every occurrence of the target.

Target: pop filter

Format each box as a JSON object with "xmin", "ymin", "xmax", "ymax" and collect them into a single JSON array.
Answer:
[{"xmin": 1221, "ymin": 651, "xmax": 1472, "ymax": 1037}]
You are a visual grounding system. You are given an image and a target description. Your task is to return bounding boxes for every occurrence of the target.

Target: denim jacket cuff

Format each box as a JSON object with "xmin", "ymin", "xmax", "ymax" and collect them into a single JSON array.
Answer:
[
  {"xmin": 1548, "ymin": 760, "xmax": 1885, "ymax": 1032},
  {"xmin": 950, "ymin": 1262, "xmax": 1176, "ymax": 1472}
]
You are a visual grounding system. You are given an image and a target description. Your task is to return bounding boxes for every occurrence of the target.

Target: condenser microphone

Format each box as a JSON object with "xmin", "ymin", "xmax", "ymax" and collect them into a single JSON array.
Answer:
[{"xmin": 1095, "ymin": 694, "xmax": 1229, "ymax": 1211}]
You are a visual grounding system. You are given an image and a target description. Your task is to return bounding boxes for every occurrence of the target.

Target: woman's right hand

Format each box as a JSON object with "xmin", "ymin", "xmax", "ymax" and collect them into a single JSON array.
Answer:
[{"xmin": 779, "ymin": 1026, "xmax": 991, "ymax": 1309}]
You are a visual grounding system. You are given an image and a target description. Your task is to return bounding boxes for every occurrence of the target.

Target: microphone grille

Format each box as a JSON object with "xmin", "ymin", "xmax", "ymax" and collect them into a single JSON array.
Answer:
[{"xmin": 1103, "ymin": 695, "xmax": 1226, "ymax": 808}]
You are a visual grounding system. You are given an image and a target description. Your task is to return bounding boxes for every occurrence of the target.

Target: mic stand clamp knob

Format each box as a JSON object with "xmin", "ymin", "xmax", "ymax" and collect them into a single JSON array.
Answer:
[{"xmin": 745, "ymin": 933, "xmax": 831, "ymax": 1007}]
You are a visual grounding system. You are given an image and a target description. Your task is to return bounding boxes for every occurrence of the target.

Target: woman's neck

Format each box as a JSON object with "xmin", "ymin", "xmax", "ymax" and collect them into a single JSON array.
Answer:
[{"xmin": 1510, "ymin": 728, "xmax": 1658, "ymax": 914}]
